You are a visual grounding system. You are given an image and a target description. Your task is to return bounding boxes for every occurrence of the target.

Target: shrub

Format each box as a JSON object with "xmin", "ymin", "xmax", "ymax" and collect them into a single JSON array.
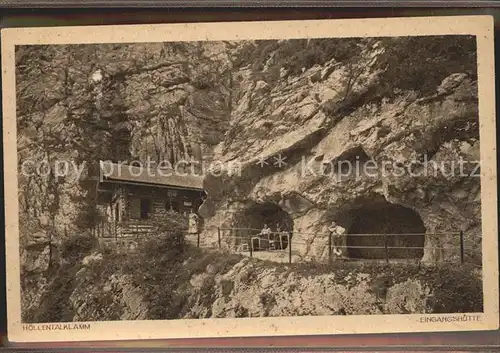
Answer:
[
  {"xmin": 191, "ymin": 72, "xmax": 214, "ymax": 90},
  {"xmin": 140, "ymin": 232, "xmax": 185, "ymax": 261},
  {"xmin": 425, "ymin": 263, "xmax": 482, "ymax": 313},
  {"xmin": 31, "ymin": 264, "xmax": 79, "ymax": 323},
  {"xmin": 234, "ymin": 38, "xmax": 363, "ymax": 84},
  {"xmin": 156, "ymin": 210, "xmax": 188, "ymax": 234},
  {"xmin": 60, "ymin": 233, "xmax": 97, "ymax": 264},
  {"xmin": 375, "ymin": 35, "xmax": 477, "ymax": 96}
]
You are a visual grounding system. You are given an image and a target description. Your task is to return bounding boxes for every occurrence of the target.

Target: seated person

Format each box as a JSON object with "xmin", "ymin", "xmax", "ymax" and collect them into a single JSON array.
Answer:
[
  {"xmin": 273, "ymin": 224, "xmax": 289, "ymax": 250},
  {"xmin": 270, "ymin": 225, "xmax": 282, "ymax": 250},
  {"xmin": 254, "ymin": 224, "xmax": 272, "ymax": 250}
]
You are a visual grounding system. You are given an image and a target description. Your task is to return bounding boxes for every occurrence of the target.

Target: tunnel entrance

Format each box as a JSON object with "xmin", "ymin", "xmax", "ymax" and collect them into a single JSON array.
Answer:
[
  {"xmin": 233, "ymin": 202, "xmax": 293, "ymax": 251},
  {"xmin": 346, "ymin": 201, "xmax": 425, "ymax": 260}
]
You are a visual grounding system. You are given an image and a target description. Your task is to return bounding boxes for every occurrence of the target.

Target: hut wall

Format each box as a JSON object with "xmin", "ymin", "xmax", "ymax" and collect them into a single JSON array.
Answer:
[{"xmin": 112, "ymin": 184, "xmax": 204, "ymax": 237}]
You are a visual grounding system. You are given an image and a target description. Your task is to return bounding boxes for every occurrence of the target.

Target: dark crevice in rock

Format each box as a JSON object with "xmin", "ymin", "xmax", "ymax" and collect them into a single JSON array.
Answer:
[
  {"xmin": 109, "ymin": 61, "xmax": 186, "ymax": 80},
  {"xmin": 324, "ymin": 146, "xmax": 373, "ymax": 178}
]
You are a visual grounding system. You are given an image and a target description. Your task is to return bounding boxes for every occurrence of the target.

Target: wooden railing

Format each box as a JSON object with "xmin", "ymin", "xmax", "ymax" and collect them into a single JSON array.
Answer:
[
  {"xmin": 194, "ymin": 226, "xmax": 477, "ymax": 265},
  {"xmin": 92, "ymin": 220, "xmax": 156, "ymax": 239}
]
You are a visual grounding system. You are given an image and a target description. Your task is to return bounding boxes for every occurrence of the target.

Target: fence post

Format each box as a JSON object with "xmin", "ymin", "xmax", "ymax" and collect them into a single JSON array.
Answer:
[
  {"xmin": 288, "ymin": 234, "xmax": 292, "ymax": 264},
  {"xmin": 249, "ymin": 231, "xmax": 253, "ymax": 258},
  {"xmin": 328, "ymin": 231, "xmax": 332, "ymax": 264},
  {"xmin": 384, "ymin": 234, "xmax": 389, "ymax": 264},
  {"xmin": 217, "ymin": 227, "xmax": 221, "ymax": 249},
  {"xmin": 459, "ymin": 230, "xmax": 464, "ymax": 264}
]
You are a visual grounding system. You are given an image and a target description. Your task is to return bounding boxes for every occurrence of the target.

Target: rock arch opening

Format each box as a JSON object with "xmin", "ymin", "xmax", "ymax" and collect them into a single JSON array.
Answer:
[
  {"xmin": 345, "ymin": 201, "xmax": 425, "ymax": 260},
  {"xmin": 233, "ymin": 202, "xmax": 293, "ymax": 251}
]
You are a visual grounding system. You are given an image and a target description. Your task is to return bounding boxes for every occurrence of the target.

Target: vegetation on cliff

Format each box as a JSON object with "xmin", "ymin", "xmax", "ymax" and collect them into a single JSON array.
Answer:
[{"xmin": 25, "ymin": 226, "xmax": 482, "ymax": 322}]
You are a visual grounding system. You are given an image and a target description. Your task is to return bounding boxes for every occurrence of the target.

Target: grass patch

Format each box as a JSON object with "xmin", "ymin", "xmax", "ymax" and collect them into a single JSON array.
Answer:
[
  {"xmin": 25, "ymin": 233, "xmax": 98, "ymax": 323},
  {"xmin": 121, "ymin": 235, "xmax": 243, "ymax": 320}
]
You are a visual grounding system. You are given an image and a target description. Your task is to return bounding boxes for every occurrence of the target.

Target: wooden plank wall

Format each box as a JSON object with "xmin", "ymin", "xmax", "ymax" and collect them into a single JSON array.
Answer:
[
  {"xmin": 117, "ymin": 221, "xmax": 155, "ymax": 238},
  {"xmin": 98, "ymin": 183, "xmax": 204, "ymax": 238}
]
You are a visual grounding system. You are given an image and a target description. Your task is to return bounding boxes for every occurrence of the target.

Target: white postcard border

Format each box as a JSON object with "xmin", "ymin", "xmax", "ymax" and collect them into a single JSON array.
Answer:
[{"xmin": 2, "ymin": 16, "xmax": 498, "ymax": 342}]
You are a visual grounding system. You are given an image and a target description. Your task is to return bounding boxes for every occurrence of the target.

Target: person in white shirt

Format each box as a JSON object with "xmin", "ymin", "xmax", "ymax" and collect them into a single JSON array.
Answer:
[
  {"xmin": 328, "ymin": 221, "xmax": 346, "ymax": 257},
  {"xmin": 260, "ymin": 224, "xmax": 271, "ymax": 236},
  {"xmin": 253, "ymin": 224, "xmax": 272, "ymax": 250},
  {"xmin": 188, "ymin": 210, "xmax": 200, "ymax": 235}
]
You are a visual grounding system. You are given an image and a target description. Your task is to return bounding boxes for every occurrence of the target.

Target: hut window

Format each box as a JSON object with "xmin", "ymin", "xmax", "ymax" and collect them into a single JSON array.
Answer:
[
  {"xmin": 140, "ymin": 198, "xmax": 152, "ymax": 219},
  {"xmin": 130, "ymin": 198, "xmax": 141, "ymax": 219},
  {"xmin": 167, "ymin": 190, "xmax": 178, "ymax": 197},
  {"xmin": 166, "ymin": 200, "xmax": 180, "ymax": 213}
]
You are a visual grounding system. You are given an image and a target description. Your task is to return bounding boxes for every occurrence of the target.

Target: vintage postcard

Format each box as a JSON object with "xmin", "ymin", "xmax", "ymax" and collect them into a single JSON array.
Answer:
[{"xmin": 2, "ymin": 16, "xmax": 498, "ymax": 342}]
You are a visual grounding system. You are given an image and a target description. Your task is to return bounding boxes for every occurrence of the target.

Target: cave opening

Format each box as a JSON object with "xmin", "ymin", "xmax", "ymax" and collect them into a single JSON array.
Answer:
[
  {"xmin": 345, "ymin": 201, "xmax": 425, "ymax": 260},
  {"xmin": 233, "ymin": 202, "xmax": 293, "ymax": 251}
]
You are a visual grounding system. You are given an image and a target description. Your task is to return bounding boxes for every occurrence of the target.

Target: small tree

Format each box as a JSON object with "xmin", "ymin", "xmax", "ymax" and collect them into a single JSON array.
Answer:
[{"xmin": 339, "ymin": 56, "xmax": 365, "ymax": 103}]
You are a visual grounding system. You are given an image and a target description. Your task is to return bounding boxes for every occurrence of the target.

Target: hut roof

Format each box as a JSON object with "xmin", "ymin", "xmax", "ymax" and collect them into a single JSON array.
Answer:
[{"xmin": 98, "ymin": 160, "xmax": 204, "ymax": 191}]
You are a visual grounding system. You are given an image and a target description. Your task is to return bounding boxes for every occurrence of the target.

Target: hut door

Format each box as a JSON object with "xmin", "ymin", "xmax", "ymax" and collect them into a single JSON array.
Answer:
[
  {"xmin": 130, "ymin": 198, "xmax": 141, "ymax": 219},
  {"xmin": 140, "ymin": 198, "xmax": 152, "ymax": 219},
  {"xmin": 114, "ymin": 203, "xmax": 120, "ymax": 222}
]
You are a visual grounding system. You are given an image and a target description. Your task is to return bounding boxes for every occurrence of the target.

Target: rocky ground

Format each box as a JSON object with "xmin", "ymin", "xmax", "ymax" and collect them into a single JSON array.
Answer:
[
  {"xmin": 65, "ymin": 242, "xmax": 482, "ymax": 321},
  {"xmin": 24, "ymin": 236, "xmax": 483, "ymax": 323}
]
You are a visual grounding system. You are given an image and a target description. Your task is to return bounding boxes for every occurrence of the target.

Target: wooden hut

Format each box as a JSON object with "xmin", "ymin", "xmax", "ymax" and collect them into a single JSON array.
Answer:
[{"xmin": 94, "ymin": 160, "xmax": 205, "ymax": 238}]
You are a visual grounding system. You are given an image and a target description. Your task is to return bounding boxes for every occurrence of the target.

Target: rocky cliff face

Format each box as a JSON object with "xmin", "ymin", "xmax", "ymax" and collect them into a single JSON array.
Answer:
[
  {"xmin": 17, "ymin": 37, "xmax": 480, "ymax": 270},
  {"xmin": 16, "ymin": 42, "xmax": 232, "ymax": 316},
  {"xmin": 18, "ymin": 36, "xmax": 481, "ymax": 320},
  {"xmin": 17, "ymin": 42, "xmax": 232, "ymax": 239},
  {"xmin": 200, "ymin": 37, "xmax": 481, "ymax": 264}
]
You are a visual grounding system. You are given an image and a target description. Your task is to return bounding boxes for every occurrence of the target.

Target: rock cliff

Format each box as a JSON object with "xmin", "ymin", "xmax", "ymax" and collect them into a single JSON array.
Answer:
[
  {"xmin": 200, "ymin": 37, "xmax": 481, "ymax": 264},
  {"xmin": 17, "ymin": 36, "xmax": 481, "ymax": 320},
  {"xmin": 17, "ymin": 42, "xmax": 232, "ymax": 311}
]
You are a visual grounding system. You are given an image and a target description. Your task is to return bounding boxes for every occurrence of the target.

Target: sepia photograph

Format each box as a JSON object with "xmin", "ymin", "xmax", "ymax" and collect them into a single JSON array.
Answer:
[{"xmin": 2, "ymin": 16, "xmax": 498, "ymax": 342}]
